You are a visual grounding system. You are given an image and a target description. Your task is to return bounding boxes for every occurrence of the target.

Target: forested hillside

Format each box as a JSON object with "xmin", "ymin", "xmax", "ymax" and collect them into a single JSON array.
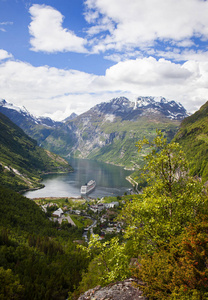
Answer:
[
  {"xmin": 1, "ymin": 129, "xmax": 208, "ymax": 299},
  {"xmin": 0, "ymin": 112, "xmax": 73, "ymax": 191},
  {"xmin": 0, "ymin": 187, "xmax": 89, "ymax": 299},
  {"xmin": 76, "ymin": 132, "xmax": 208, "ymax": 300},
  {"xmin": 174, "ymin": 101, "xmax": 208, "ymax": 180}
]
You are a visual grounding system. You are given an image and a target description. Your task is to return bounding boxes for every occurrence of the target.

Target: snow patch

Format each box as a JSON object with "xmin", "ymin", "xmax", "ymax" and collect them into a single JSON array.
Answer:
[{"xmin": 105, "ymin": 114, "xmax": 115, "ymax": 122}]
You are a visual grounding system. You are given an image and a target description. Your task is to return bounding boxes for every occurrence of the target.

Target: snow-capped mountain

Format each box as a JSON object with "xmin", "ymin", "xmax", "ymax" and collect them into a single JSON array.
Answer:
[
  {"xmin": 0, "ymin": 99, "xmax": 61, "ymax": 127},
  {"xmin": 91, "ymin": 96, "xmax": 188, "ymax": 120},
  {"xmin": 63, "ymin": 96, "xmax": 188, "ymax": 168},
  {"xmin": 135, "ymin": 96, "xmax": 188, "ymax": 120},
  {"xmin": 0, "ymin": 96, "xmax": 189, "ymax": 169}
]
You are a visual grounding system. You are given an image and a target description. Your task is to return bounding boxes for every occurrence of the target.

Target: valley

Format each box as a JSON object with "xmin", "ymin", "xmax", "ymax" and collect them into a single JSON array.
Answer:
[
  {"xmin": 0, "ymin": 97, "xmax": 208, "ymax": 300},
  {"xmin": 23, "ymin": 158, "xmax": 133, "ymax": 199},
  {"xmin": 0, "ymin": 96, "xmax": 187, "ymax": 170}
]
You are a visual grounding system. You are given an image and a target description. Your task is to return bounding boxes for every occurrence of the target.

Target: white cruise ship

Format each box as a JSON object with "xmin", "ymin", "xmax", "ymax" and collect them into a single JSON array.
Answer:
[{"xmin": 81, "ymin": 180, "xmax": 96, "ymax": 194}]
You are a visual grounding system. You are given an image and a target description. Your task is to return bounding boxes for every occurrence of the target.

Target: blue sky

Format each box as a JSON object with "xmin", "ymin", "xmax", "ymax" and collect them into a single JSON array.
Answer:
[{"xmin": 1, "ymin": 0, "xmax": 208, "ymax": 120}]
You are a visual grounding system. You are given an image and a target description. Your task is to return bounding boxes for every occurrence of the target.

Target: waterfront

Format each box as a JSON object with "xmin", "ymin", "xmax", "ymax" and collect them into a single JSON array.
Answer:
[{"xmin": 24, "ymin": 158, "xmax": 133, "ymax": 198}]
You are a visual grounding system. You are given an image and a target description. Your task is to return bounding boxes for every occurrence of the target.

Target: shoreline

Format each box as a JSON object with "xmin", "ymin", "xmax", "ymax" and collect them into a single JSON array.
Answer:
[
  {"xmin": 19, "ymin": 170, "xmax": 74, "ymax": 194},
  {"xmin": 31, "ymin": 196, "xmax": 84, "ymax": 201},
  {"xmin": 126, "ymin": 175, "xmax": 139, "ymax": 192}
]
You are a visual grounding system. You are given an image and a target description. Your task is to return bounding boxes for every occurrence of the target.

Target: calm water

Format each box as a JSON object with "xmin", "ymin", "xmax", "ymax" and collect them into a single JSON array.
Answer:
[{"xmin": 24, "ymin": 158, "xmax": 133, "ymax": 198}]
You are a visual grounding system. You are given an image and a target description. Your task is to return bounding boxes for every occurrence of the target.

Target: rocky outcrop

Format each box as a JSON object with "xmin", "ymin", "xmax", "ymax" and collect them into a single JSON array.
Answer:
[{"xmin": 78, "ymin": 278, "xmax": 147, "ymax": 300}]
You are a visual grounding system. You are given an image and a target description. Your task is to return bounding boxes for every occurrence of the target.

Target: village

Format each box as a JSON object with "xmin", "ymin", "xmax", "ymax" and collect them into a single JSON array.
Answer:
[{"xmin": 33, "ymin": 195, "xmax": 133, "ymax": 243}]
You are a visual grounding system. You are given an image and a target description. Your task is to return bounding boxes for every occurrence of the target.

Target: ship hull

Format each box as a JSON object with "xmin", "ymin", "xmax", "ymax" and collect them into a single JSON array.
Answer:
[{"xmin": 81, "ymin": 180, "xmax": 96, "ymax": 194}]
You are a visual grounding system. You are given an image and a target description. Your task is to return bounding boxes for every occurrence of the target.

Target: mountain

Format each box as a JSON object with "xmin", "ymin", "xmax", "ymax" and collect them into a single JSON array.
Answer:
[
  {"xmin": 0, "ymin": 97, "xmax": 188, "ymax": 169},
  {"xmin": 0, "ymin": 112, "xmax": 72, "ymax": 192},
  {"xmin": 0, "ymin": 99, "xmax": 78, "ymax": 155},
  {"xmin": 64, "ymin": 96, "xmax": 188, "ymax": 169},
  {"xmin": 0, "ymin": 99, "xmax": 62, "ymax": 143},
  {"xmin": 93, "ymin": 96, "xmax": 187, "ymax": 120},
  {"xmin": 174, "ymin": 101, "xmax": 208, "ymax": 181},
  {"xmin": 64, "ymin": 112, "xmax": 78, "ymax": 122}
]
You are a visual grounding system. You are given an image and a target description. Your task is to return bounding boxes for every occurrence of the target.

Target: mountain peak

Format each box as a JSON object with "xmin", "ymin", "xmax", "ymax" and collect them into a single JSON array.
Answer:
[
  {"xmin": 132, "ymin": 96, "xmax": 188, "ymax": 120},
  {"xmin": 136, "ymin": 96, "xmax": 155, "ymax": 107},
  {"xmin": 0, "ymin": 99, "xmax": 36, "ymax": 118},
  {"xmin": 0, "ymin": 99, "xmax": 7, "ymax": 106},
  {"xmin": 93, "ymin": 96, "xmax": 188, "ymax": 121},
  {"xmin": 64, "ymin": 112, "xmax": 78, "ymax": 122},
  {"xmin": 110, "ymin": 97, "xmax": 130, "ymax": 105}
]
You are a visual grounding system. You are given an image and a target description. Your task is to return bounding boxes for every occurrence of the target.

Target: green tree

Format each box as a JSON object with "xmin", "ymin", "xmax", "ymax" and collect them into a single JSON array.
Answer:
[
  {"xmin": 131, "ymin": 215, "xmax": 208, "ymax": 299},
  {"xmin": 77, "ymin": 131, "xmax": 208, "ymax": 298},
  {"xmin": 121, "ymin": 131, "xmax": 207, "ymax": 254},
  {"xmin": 0, "ymin": 267, "xmax": 25, "ymax": 299},
  {"xmin": 78, "ymin": 235, "xmax": 131, "ymax": 292}
]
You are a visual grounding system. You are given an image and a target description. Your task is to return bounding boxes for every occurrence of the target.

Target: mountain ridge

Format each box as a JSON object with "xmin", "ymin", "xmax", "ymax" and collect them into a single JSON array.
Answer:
[
  {"xmin": 0, "ymin": 97, "xmax": 188, "ymax": 169},
  {"xmin": 65, "ymin": 96, "xmax": 187, "ymax": 168},
  {"xmin": 0, "ymin": 112, "xmax": 72, "ymax": 192}
]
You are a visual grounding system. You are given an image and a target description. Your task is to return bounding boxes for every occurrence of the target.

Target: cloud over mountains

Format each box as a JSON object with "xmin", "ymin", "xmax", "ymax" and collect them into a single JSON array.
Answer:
[{"xmin": 1, "ymin": 0, "xmax": 208, "ymax": 120}]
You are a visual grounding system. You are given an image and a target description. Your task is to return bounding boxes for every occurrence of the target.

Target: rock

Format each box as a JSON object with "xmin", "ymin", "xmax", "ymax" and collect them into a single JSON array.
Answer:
[{"xmin": 77, "ymin": 278, "xmax": 147, "ymax": 300}]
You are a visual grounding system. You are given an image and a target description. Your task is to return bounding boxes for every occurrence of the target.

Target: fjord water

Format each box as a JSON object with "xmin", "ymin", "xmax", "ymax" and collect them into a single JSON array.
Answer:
[{"xmin": 24, "ymin": 158, "xmax": 133, "ymax": 198}]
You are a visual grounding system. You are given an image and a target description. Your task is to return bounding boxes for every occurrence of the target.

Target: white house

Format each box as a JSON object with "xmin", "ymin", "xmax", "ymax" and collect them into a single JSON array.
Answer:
[
  {"xmin": 52, "ymin": 208, "xmax": 64, "ymax": 218},
  {"xmin": 104, "ymin": 201, "xmax": 119, "ymax": 209}
]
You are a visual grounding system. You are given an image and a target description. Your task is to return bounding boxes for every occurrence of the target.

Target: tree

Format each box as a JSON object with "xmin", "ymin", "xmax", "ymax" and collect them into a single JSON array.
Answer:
[
  {"xmin": 78, "ymin": 235, "xmax": 131, "ymax": 292},
  {"xmin": 77, "ymin": 131, "xmax": 208, "ymax": 298},
  {"xmin": 131, "ymin": 215, "xmax": 208, "ymax": 299},
  {"xmin": 121, "ymin": 131, "xmax": 207, "ymax": 254},
  {"xmin": 0, "ymin": 267, "xmax": 25, "ymax": 299}
]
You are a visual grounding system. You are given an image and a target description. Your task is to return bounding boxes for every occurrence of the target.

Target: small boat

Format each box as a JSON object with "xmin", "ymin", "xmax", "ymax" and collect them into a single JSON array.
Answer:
[{"xmin": 81, "ymin": 180, "xmax": 96, "ymax": 194}]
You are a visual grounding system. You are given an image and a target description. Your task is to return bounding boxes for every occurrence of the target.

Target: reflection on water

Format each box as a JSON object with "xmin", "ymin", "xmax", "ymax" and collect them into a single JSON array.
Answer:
[{"xmin": 24, "ymin": 158, "xmax": 133, "ymax": 198}]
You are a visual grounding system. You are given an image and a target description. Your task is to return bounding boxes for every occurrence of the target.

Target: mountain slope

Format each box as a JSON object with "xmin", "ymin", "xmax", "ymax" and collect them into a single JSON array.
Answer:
[
  {"xmin": 66, "ymin": 97, "xmax": 187, "ymax": 169},
  {"xmin": 0, "ymin": 99, "xmax": 63, "ymax": 143},
  {"xmin": 174, "ymin": 101, "xmax": 208, "ymax": 180},
  {"xmin": 0, "ymin": 99, "xmax": 77, "ymax": 156},
  {"xmin": 0, "ymin": 186, "xmax": 89, "ymax": 299},
  {"xmin": 0, "ymin": 112, "xmax": 72, "ymax": 191},
  {"xmin": 0, "ymin": 97, "xmax": 188, "ymax": 169}
]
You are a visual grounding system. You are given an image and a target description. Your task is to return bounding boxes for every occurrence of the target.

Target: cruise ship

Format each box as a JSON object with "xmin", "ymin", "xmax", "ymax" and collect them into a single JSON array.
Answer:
[{"xmin": 81, "ymin": 180, "xmax": 96, "ymax": 194}]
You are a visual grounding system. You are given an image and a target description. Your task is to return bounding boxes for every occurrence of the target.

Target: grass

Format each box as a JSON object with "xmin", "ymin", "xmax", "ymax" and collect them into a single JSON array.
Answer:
[{"xmin": 69, "ymin": 215, "xmax": 93, "ymax": 229}]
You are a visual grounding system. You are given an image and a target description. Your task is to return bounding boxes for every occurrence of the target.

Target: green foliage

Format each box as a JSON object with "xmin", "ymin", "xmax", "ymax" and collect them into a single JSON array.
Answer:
[
  {"xmin": 78, "ymin": 235, "xmax": 131, "ymax": 293},
  {"xmin": 76, "ymin": 131, "xmax": 208, "ymax": 299},
  {"xmin": 174, "ymin": 101, "xmax": 208, "ymax": 180},
  {"xmin": 0, "ymin": 267, "xmax": 25, "ymax": 299},
  {"xmin": 131, "ymin": 215, "xmax": 208, "ymax": 299},
  {"xmin": 0, "ymin": 187, "xmax": 90, "ymax": 299},
  {"xmin": 70, "ymin": 214, "xmax": 93, "ymax": 228},
  {"xmin": 121, "ymin": 131, "xmax": 207, "ymax": 254}
]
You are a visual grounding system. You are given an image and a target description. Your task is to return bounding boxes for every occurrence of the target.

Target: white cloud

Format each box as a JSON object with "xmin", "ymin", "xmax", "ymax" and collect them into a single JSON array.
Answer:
[
  {"xmin": 0, "ymin": 49, "xmax": 13, "ymax": 60},
  {"xmin": 0, "ymin": 59, "xmax": 97, "ymax": 119},
  {"xmin": 0, "ymin": 22, "xmax": 13, "ymax": 25},
  {"xmin": 0, "ymin": 21, "xmax": 13, "ymax": 32},
  {"xmin": 0, "ymin": 55, "xmax": 208, "ymax": 120},
  {"xmin": 29, "ymin": 4, "xmax": 87, "ymax": 53},
  {"xmin": 84, "ymin": 0, "xmax": 208, "ymax": 53},
  {"xmin": 105, "ymin": 57, "xmax": 192, "ymax": 85},
  {"xmin": 102, "ymin": 57, "xmax": 208, "ymax": 111}
]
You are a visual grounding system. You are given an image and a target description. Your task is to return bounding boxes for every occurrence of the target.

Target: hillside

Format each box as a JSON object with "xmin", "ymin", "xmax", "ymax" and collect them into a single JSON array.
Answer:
[
  {"xmin": 0, "ymin": 186, "xmax": 88, "ymax": 299},
  {"xmin": 63, "ymin": 97, "xmax": 187, "ymax": 169},
  {"xmin": 0, "ymin": 112, "xmax": 73, "ymax": 192},
  {"xmin": 0, "ymin": 97, "xmax": 187, "ymax": 169},
  {"xmin": 174, "ymin": 101, "xmax": 208, "ymax": 180}
]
